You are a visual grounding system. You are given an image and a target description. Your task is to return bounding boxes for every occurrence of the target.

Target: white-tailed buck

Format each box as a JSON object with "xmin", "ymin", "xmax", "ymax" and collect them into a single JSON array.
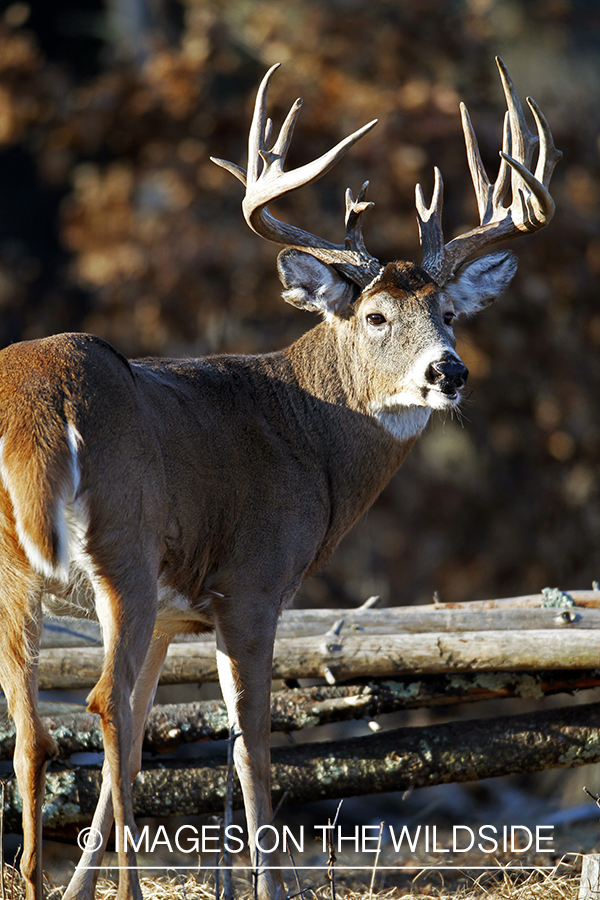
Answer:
[{"xmin": 0, "ymin": 57, "xmax": 559, "ymax": 900}]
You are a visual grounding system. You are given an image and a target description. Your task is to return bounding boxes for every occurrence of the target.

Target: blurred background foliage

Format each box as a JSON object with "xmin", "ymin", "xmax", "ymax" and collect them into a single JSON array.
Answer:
[{"xmin": 0, "ymin": 0, "xmax": 598, "ymax": 608}]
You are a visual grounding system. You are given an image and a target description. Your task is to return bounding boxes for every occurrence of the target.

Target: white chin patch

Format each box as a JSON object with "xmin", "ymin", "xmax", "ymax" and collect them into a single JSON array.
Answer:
[
  {"xmin": 375, "ymin": 407, "xmax": 431, "ymax": 441},
  {"xmin": 372, "ymin": 383, "xmax": 462, "ymax": 440}
]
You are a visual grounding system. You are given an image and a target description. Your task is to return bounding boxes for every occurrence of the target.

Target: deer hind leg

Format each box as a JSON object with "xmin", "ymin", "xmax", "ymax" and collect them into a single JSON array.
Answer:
[
  {"xmin": 85, "ymin": 569, "xmax": 160, "ymax": 900},
  {"xmin": 0, "ymin": 577, "xmax": 57, "ymax": 900},
  {"xmin": 63, "ymin": 631, "xmax": 171, "ymax": 900},
  {"xmin": 214, "ymin": 598, "xmax": 284, "ymax": 900}
]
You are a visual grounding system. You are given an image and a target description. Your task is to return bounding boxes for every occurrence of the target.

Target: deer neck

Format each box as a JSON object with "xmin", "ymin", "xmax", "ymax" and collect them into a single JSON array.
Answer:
[{"xmin": 277, "ymin": 322, "xmax": 420, "ymax": 565}]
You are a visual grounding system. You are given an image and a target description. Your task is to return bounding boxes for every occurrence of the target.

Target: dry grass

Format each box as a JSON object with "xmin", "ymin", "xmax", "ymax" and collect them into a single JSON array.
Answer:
[{"xmin": 0, "ymin": 856, "xmax": 579, "ymax": 900}]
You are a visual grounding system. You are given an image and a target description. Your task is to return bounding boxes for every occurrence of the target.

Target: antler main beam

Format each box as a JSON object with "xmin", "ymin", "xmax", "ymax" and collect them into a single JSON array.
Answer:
[
  {"xmin": 211, "ymin": 64, "xmax": 383, "ymax": 288},
  {"xmin": 416, "ymin": 57, "xmax": 562, "ymax": 286}
]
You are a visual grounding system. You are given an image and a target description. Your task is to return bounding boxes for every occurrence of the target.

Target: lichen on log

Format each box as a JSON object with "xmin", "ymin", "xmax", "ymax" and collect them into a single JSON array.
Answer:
[
  {"xmin": 1, "ymin": 669, "xmax": 598, "ymax": 759},
  {"xmin": 3, "ymin": 699, "xmax": 600, "ymax": 831}
]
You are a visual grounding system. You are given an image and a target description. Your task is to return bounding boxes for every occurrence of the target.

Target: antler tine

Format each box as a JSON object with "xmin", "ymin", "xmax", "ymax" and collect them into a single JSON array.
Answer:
[
  {"xmin": 416, "ymin": 57, "xmax": 561, "ymax": 286},
  {"xmin": 345, "ymin": 182, "xmax": 375, "ymax": 255},
  {"xmin": 264, "ymin": 117, "xmax": 274, "ymax": 150},
  {"xmin": 247, "ymin": 63, "xmax": 280, "ymax": 183},
  {"xmin": 528, "ymin": 96, "xmax": 563, "ymax": 189},
  {"xmin": 495, "ymin": 56, "xmax": 556, "ymax": 228},
  {"xmin": 492, "ymin": 112, "xmax": 512, "ymax": 210},
  {"xmin": 212, "ymin": 64, "xmax": 383, "ymax": 288},
  {"xmin": 460, "ymin": 102, "xmax": 492, "ymax": 224},
  {"xmin": 496, "ymin": 56, "xmax": 538, "ymax": 172},
  {"xmin": 416, "ymin": 167, "xmax": 445, "ymax": 281},
  {"xmin": 270, "ymin": 98, "xmax": 303, "ymax": 164},
  {"xmin": 416, "ymin": 166, "xmax": 443, "ymax": 228}
]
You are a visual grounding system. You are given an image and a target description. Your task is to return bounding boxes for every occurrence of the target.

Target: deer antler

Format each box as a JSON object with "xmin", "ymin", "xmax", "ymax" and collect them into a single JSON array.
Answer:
[
  {"xmin": 211, "ymin": 65, "xmax": 383, "ymax": 288},
  {"xmin": 416, "ymin": 57, "xmax": 562, "ymax": 286}
]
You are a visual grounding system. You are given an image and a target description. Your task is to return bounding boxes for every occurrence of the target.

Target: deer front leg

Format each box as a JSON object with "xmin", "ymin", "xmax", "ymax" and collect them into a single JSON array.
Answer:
[
  {"xmin": 63, "ymin": 631, "xmax": 171, "ymax": 900},
  {"xmin": 214, "ymin": 600, "xmax": 284, "ymax": 900}
]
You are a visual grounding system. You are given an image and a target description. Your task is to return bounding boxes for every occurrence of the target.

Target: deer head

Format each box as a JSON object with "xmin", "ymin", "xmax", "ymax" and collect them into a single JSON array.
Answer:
[{"xmin": 212, "ymin": 58, "xmax": 561, "ymax": 440}]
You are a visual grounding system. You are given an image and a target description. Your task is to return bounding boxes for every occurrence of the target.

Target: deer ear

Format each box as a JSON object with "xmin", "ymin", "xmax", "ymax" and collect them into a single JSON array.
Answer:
[
  {"xmin": 445, "ymin": 250, "xmax": 518, "ymax": 316},
  {"xmin": 277, "ymin": 249, "xmax": 356, "ymax": 316}
]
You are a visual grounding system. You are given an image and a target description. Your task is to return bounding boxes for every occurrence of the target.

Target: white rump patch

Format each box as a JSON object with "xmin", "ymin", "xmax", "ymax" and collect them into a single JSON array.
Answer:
[
  {"xmin": 66, "ymin": 422, "xmax": 82, "ymax": 494},
  {"xmin": 0, "ymin": 423, "xmax": 89, "ymax": 583},
  {"xmin": 14, "ymin": 519, "xmax": 60, "ymax": 582},
  {"xmin": 52, "ymin": 424, "xmax": 88, "ymax": 581}
]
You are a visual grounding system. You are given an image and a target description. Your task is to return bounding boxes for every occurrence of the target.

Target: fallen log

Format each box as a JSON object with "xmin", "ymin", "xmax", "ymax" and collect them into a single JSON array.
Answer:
[
  {"xmin": 40, "ymin": 597, "xmax": 600, "ymax": 648},
  {"xmin": 36, "ymin": 629, "xmax": 600, "ymax": 690},
  {"xmin": 264, "ymin": 603, "xmax": 600, "ymax": 636},
  {"xmin": 6, "ymin": 700, "xmax": 600, "ymax": 831},
  {"xmin": 3, "ymin": 669, "xmax": 600, "ymax": 758},
  {"xmin": 203, "ymin": 604, "xmax": 599, "ymax": 639}
]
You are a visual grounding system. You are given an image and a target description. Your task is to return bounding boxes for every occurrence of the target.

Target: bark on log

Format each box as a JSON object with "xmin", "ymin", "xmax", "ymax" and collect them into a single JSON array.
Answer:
[
  {"xmin": 269, "ymin": 604, "xmax": 600, "ymax": 636},
  {"xmin": 3, "ymin": 670, "xmax": 599, "ymax": 758},
  {"xmin": 36, "ymin": 629, "xmax": 600, "ymax": 690},
  {"xmin": 40, "ymin": 598, "xmax": 600, "ymax": 648},
  {"xmin": 6, "ymin": 700, "xmax": 600, "ymax": 831}
]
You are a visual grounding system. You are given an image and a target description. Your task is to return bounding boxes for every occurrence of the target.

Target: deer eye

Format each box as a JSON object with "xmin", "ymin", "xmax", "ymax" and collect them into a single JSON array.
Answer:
[
  {"xmin": 443, "ymin": 311, "xmax": 455, "ymax": 326},
  {"xmin": 366, "ymin": 313, "xmax": 386, "ymax": 327}
]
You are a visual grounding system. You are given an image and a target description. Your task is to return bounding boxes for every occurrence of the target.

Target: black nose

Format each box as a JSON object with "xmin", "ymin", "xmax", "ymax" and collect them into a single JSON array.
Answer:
[{"xmin": 426, "ymin": 356, "xmax": 469, "ymax": 394}]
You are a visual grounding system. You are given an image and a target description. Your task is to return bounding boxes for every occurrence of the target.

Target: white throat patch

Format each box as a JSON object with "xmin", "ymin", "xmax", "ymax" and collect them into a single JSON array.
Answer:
[{"xmin": 375, "ymin": 406, "xmax": 431, "ymax": 441}]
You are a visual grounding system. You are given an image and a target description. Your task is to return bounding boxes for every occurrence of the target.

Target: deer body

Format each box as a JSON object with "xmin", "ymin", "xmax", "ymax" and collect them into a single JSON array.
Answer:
[
  {"xmin": 6, "ymin": 331, "xmax": 408, "ymax": 592},
  {"xmin": 0, "ymin": 60, "xmax": 560, "ymax": 900}
]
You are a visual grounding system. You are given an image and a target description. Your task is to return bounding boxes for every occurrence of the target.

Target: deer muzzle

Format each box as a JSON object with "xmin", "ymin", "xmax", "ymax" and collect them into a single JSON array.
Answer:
[{"xmin": 426, "ymin": 355, "xmax": 469, "ymax": 398}]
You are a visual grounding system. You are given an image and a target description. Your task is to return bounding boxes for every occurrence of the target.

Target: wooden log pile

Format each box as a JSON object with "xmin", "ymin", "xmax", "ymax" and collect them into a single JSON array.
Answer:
[{"xmin": 2, "ymin": 588, "xmax": 600, "ymax": 829}]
